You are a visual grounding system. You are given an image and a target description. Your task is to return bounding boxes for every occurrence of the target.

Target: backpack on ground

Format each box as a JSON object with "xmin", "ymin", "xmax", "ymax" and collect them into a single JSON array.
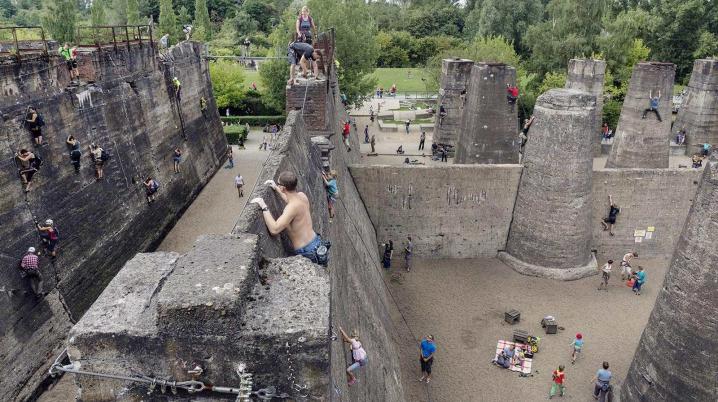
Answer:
[{"xmin": 100, "ymin": 149, "xmax": 111, "ymax": 161}]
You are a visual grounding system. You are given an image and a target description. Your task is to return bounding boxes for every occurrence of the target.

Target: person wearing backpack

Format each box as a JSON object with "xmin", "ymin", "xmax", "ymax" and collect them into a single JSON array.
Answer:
[
  {"xmin": 144, "ymin": 176, "xmax": 160, "ymax": 203},
  {"xmin": 66, "ymin": 135, "xmax": 82, "ymax": 173},
  {"xmin": 37, "ymin": 219, "xmax": 59, "ymax": 258},
  {"xmin": 15, "ymin": 149, "xmax": 38, "ymax": 192},
  {"xmin": 90, "ymin": 143, "xmax": 105, "ymax": 179},
  {"xmin": 25, "ymin": 107, "xmax": 46, "ymax": 146},
  {"xmin": 591, "ymin": 361, "xmax": 612, "ymax": 401}
]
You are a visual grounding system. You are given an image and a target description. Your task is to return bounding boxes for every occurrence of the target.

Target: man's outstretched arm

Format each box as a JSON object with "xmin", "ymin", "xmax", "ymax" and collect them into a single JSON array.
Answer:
[{"xmin": 251, "ymin": 197, "xmax": 295, "ymax": 236}]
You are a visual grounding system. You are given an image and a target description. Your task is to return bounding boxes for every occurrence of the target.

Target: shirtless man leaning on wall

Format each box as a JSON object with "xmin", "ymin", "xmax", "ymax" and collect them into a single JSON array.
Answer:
[{"xmin": 251, "ymin": 171, "xmax": 329, "ymax": 266}]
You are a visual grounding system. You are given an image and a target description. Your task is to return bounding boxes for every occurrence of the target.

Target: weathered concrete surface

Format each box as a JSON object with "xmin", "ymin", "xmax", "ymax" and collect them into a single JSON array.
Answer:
[
  {"xmin": 591, "ymin": 168, "xmax": 702, "ymax": 261},
  {"xmin": 565, "ymin": 59, "xmax": 606, "ymax": 157},
  {"xmin": 673, "ymin": 59, "xmax": 718, "ymax": 154},
  {"xmin": 350, "ymin": 164, "xmax": 521, "ymax": 258},
  {"xmin": 621, "ymin": 158, "xmax": 718, "ymax": 402},
  {"xmin": 504, "ymin": 89, "xmax": 597, "ymax": 279},
  {"xmin": 433, "ymin": 59, "xmax": 473, "ymax": 152},
  {"xmin": 69, "ymin": 235, "xmax": 330, "ymax": 401},
  {"xmin": 455, "ymin": 63, "xmax": 519, "ymax": 164},
  {"xmin": 606, "ymin": 62, "xmax": 675, "ymax": 168},
  {"xmin": 0, "ymin": 41, "xmax": 226, "ymax": 401}
]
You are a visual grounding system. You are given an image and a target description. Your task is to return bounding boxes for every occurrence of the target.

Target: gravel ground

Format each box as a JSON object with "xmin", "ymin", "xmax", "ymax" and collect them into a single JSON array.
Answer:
[{"xmin": 383, "ymin": 257, "xmax": 666, "ymax": 402}]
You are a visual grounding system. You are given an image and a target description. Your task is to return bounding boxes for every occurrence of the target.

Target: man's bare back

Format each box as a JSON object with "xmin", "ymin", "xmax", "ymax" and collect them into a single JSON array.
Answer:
[{"xmin": 283, "ymin": 191, "xmax": 315, "ymax": 249}]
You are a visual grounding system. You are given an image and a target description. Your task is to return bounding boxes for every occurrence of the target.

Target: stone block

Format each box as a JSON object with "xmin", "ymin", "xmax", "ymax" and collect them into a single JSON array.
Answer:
[
  {"xmin": 433, "ymin": 59, "xmax": 473, "ymax": 148},
  {"xmin": 673, "ymin": 59, "xmax": 718, "ymax": 154},
  {"xmin": 606, "ymin": 62, "xmax": 675, "ymax": 168},
  {"xmin": 565, "ymin": 59, "xmax": 606, "ymax": 157},
  {"xmin": 455, "ymin": 63, "xmax": 519, "ymax": 164},
  {"xmin": 286, "ymin": 79, "xmax": 329, "ymax": 132}
]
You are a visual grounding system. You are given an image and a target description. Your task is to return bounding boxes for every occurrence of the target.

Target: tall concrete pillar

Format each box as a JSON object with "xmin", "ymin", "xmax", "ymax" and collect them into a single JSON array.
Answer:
[
  {"xmin": 455, "ymin": 63, "xmax": 519, "ymax": 164},
  {"xmin": 673, "ymin": 59, "xmax": 718, "ymax": 154},
  {"xmin": 433, "ymin": 59, "xmax": 473, "ymax": 153},
  {"xmin": 565, "ymin": 59, "xmax": 606, "ymax": 157},
  {"xmin": 499, "ymin": 89, "xmax": 597, "ymax": 280},
  {"xmin": 606, "ymin": 62, "xmax": 675, "ymax": 168},
  {"xmin": 621, "ymin": 157, "xmax": 718, "ymax": 401}
]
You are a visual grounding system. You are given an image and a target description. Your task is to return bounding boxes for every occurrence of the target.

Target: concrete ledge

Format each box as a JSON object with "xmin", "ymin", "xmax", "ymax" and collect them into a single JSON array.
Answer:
[
  {"xmin": 670, "ymin": 142, "xmax": 687, "ymax": 156},
  {"xmin": 378, "ymin": 120, "xmax": 399, "ymax": 132},
  {"xmin": 498, "ymin": 251, "xmax": 598, "ymax": 281},
  {"xmin": 419, "ymin": 123, "xmax": 435, "ymax": 131}
]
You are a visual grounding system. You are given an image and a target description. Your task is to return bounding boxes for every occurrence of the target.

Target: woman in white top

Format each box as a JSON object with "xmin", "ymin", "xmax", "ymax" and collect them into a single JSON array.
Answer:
[
  {"xmin": 235, "ymin": 174, "xmax": 244, "ymax": 198},
  {"xmin": 339, "ymin": 326, "xmax": 367, "ymax": 386}
]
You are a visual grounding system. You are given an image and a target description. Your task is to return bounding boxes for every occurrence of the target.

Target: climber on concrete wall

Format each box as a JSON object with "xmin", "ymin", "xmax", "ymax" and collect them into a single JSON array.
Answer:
[
  {"xmin": 173, "ymin": 77, "xmax": 182, "ymax": 100},
  {"xmin": 250, "ymin": 171, "xmax": 330, "ymax": 266},
  {"xmin": 37, "ymin": 219, "xmax": 59, "ymax": 258},
  {"xmin": 339, "ymin": 326, "xmax": 367, "ymax": 386},
  {"xmin": 19, "ymin": 247, "xmax": 43, "ymax": 296},
  {"xmin": 506, "ymin": 83, "xmax": 519, "ymax": 111},
  {"xmin": 641, "ymin": 90, "xmax": 662, "ymax": 122},
  {"xmin": 25, "ymin": 107, "xmax": 45, "ymax": 147},
  {"xmin": 59, "ymin": 43, "xmax": 79, "ymax": 83},
  {"xmin": 15, "ymin": 149, "xmax": 38, "ymax": 193},
  {"xmin": 66, "ymin": 135, "xmax": 82, "ymax": 173},
  {"xmin": 89, "ymin": 143, "xmax": 107, "ymax": 180},
  {"xmin": 144, "ymin": 176, "xmax": 160, "ymax": 203}
]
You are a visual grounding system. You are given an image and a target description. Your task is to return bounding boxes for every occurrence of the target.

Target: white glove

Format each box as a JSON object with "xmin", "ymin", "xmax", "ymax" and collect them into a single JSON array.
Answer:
[{"xmin": 250, "ymin": 197, "xmax": 267, "ymax": 210}]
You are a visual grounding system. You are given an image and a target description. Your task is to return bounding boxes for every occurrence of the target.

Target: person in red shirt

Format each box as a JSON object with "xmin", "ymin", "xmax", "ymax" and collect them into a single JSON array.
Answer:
[
  {"xmin": 342, "ymin": 120, "xmax": 351, "ymax": 152},
  {"xmin": 549, "ymin": 365, "xmax": 566, "ymax": 398},
  {"xmin": 507, "ymin": 83, "xmax": 519, "ymax": 103}
]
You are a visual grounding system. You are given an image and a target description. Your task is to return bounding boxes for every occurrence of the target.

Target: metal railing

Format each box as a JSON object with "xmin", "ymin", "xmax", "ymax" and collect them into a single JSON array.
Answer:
[
  {"xmin": 0, "ymin": 26, "xmax": 48, "ymax": 60},
  {"xmin": 75, "ymin": 25, "xmax": 154, "ymax": 53}
]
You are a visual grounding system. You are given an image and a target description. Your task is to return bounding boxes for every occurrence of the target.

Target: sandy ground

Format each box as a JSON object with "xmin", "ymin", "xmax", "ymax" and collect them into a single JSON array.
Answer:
[
  {"xmin": 37, "ymin": 131, "xmax": 268, "ymax": 401},
  {"xmin": 382, "ymin": 257, "xmax": 666, "ymax": 402}
]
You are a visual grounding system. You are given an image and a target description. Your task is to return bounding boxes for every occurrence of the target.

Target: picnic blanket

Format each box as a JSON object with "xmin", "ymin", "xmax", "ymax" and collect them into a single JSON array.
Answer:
[{"xmin": 495, "ymin": 340, "xmax": 533, "ymax": 374}]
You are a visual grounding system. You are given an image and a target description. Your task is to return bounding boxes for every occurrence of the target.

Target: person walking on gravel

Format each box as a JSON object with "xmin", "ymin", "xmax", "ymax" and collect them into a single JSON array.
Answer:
[
  {"xmin": 418, "ymin": 335, "xmax": 436, "ymax": 383},
  {"xmin": 598, "ymin": 260, "xmax": 613, "ymax": 291},
  {"xmin": 549, "ymin": 365, "xmax": 566, "ymax": 399}
]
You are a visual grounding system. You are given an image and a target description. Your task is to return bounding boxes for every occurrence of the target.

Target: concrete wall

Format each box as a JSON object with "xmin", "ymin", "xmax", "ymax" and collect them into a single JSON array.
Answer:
[
  {"xmin": 351, "ymin": 165, "xmax": 701, "ymax": 264},
  {"xmin": 455, "ymin": 63, "xmax": 519, "ymax": 164},
  {"xmin": 433, "ymin": 59, "xmax": 473, "ymax": 151},
  {"xmin": 590, "ymin": 168, "xmax": 701, "ymax": 260},
  {"xmin": 350, "ymin": 165, "xmax": 522, "ymax": 258},
  {"xmin": 565, "ymin": 59, "xmax": 606, "ymax": 157},
  {"xmin": 673, "ymin": 59, "xmax": 718, "ymax": 154},
  {"xmin": 0, "ymin": 41, "xmax": 226, "ymax": 401}
]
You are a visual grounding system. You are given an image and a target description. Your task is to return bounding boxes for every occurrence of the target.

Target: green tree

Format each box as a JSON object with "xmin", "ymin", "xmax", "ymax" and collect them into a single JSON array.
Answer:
[
  {"xmin": 111, "ymin": 0, "xmax": 128, "ymax": 25},
  {"xmin": 375, "ymin": 31, "xmax": 410, "ymax": 68},
  {"xmin": 538, "ymin": 71, "xmax": 567, "ymax": 94},
  {"xmin": 259, "ymin": 59, "xmax": 289, "ymax": 112},
  {"xmin": 598, "ymin": 8, "xmax": 655, "ymax": 79},
  {"xmin": 474, "ymin": 0, "xmax": 543, "ymax": 53},
  {"xmin": 241, "ymin": 0, "xmax": 275, "ymax": 33},
  {"xmin": 43, "ymin": 0, "xmax": 76, "ymax": 43},
  {"xmin": 176, "ymin": 6, "xmax": 191, "ymax": 27},
  {"xmin": 648, "ymin": 0, "xmax": 706, "ymax": 79},
  {"xmin": 193, "ymin": 0, "xmax": 212, "ymax": 40},
  {"xmin": 209, "ymin": 60, "xmax": 246, "ymax": 109},
  {"xmin": 158, "ymin": 0, "xmax": 178, "ymax": 41},
  {"xmin": 91, "ymin": 0, "xmax": 107, "ymax": 26},
  {"xmin": 693, "ymin": 31, "xmax": 718, "ymax": 60},
  {"xmin": 308, "ymin": 0, "xmax": 378, "ymax": 105},
  {"xmin": 127, "ymin": 0, "xmax": 141, "ymax": 25},
  {"xmin": 0, "ymin": 0, "xmax": 17, "ymax": 19},
  {"xmin": 406, "ymin": 5, "xmax": 465, "ymax": 37},
  {"xmin": 232, "ymin": 10, "xmax": 259, "ymax": 37}
]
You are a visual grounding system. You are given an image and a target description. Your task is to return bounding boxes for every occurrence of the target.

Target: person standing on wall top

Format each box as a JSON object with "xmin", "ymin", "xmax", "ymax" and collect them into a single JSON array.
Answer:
[
  {"xmin": 418, "ymin": 335, "xmax": 436, "ymax": 383},
  {"xmin": 250, "ymin": 171, "xmax": 330, "ymax": 266},
  {"xmin": 66, "ymin": 135, "xmax": 82, "ymax": 173},
  {"xmin": 159, "ymin": 33, "xmax": 169, "ymax": 50},
  {"xmin": 342, "ymin": 120, "xmax": 351, "ymax": 152},
  {"xmin": 642, "ymin": 90, "xmax": 662, "ymax": 121},
  {"xmin": 296, "ymin": 6, "xmax": 316, "ymax": 45},
  {"xmin": 287, "ymin": 36, "xmax": 321, "ymax": 85},
  {"xmin": 182, "ymin": 25, "xmax": 192, "ymax": 41},
  {"xmin": 339, "ymin": 326, "xmax": 367, "ymax": 386},
  {"xmin": 59, "ymin": 43, "xmax": 79, "ymax": 83},
  {"xmin": 25, "ymin": 107, "xmax": 45, "ymax": 147}
]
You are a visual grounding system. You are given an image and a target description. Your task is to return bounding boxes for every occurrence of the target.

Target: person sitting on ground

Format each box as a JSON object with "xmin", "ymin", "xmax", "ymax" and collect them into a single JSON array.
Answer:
[
  {"xmin": 600, "ymin": 195, "xmax": 619, "ymax": 236},
  {"xmin": 675, "ymin": 128, "xmax": 686, "ymax": 145},
  {"xmin": 287, "ymin": 36, "xmax": 321, "ymax": 85},
  {"xmin": 66, "ymin": 135, "xmax": 82, "ymax": 173},
  {"xmin": 144, "ymin": 176, "xmax": 160, "ymax": 203},
  {"xmin": 506, "ymin": 83, "xmax": 519, "ymax": 107},
  {"xmin": 173, "ymin": 148, "xmax": 182, "ymax": 173},
  {"xmin": 493, "ymin": 343, "xmax": 514, "ymax": 369},
  {"xmin": 642, "ymin": 90, "xmax": 662, "ymax": 121},
  {"xmin": 296, "ymin": 6, "xmax": 316, "ymax": 45},
  {"xmin": 620, "ymin": 251, "xmax": 638, "ymax": 281},
  {"xmin": 19, "ymin": 247, "xmax": 43, "ymax": 296},
  {"xmin": 37, "ymin": 219, "xmax": 59, "ymax": 258},
  {"xmin": 89, "ymin": 143, "xmax": 105, "ymax": 180},
  {"xmin": 322, "ymin": 170, "xmax": 339, "ymax": 221},
  {"xmin": 632, "ymin": 266, "xmax": 646, "ymax": 295},
  {"xmin": 396, "ymin": 145, "xmax": 405, "ymax": 155},
  {"xmin": 339, "ymin": 326, "xmax": 367, "ymax": 386},
  {"xmin": 15, "ymin": 149, "xmax": 37, "ymax": 193},
  {"xmin": 250, "ymin": 171, "xmax": 329, "ymax": 266},
  {"xmin": 25, "ymin": 107, "xmax": 45, "ymax": 147},
  {"xmin": 59, "ymin": 43, "xmax": 79, "ymax": 82},
  {"xmin": 172, "ymin": 77, "xmax": 182, "ymax": 100},
  {"xmin": 692, "ymin": 153, "xmax": 704, "ymax": 168}
]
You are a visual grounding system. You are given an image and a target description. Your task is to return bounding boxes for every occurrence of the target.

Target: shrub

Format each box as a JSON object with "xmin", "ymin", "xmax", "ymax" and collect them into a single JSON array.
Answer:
[
  {"xmin": 221, "ymin": 115, "xmax": 285, "ymax": 126},
  {"xmin": 224, "ymin": 124, "xmax": 248, "ymax": 145}
]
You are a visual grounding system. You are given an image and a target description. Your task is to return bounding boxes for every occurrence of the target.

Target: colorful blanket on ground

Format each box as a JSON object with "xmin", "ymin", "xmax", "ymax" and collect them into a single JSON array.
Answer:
[{"xmin": 495, "ymin": 340, "xmax": 533, "ymax": 374}]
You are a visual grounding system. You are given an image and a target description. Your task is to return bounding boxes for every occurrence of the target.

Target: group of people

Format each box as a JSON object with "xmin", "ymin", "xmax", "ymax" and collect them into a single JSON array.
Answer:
[
  {"xmin": 287, "ymin": 7, "xmax": 322, "ymax": 86},
  {"xmin": 546, "ymin": 360, "xmax": 615, "ymax": 401},
  {"xmin": 381, "ymin": 236, "xmax": 413, "ymax": 272},
  {"xmin": 598, "ymin": 251, "xmax": 646, "ymax": 294},
  {"xmin": 16, "ymin": 219, "xmax": 60, "ymax": 297}
]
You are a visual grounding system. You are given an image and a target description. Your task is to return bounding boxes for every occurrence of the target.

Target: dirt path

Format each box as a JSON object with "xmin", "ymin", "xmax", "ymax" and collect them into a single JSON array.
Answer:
[{"xmin": 383, "ymin": 257, "xmax": 666, "ymax": 402}]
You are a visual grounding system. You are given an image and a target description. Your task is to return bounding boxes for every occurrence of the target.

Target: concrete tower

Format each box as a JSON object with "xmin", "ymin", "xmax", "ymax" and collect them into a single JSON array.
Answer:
[
  {"xmin": 606, "ymin": 62, "xmax": 675, "ymax": 168},
  {"xmin": 565, "ymin": 59, "xmax": 606, "ymax": 157},
  {"xmin": 499, "ymin": 89, "xmax": 597, "ymax": 280},
  {"xmin": 621, "ymin": 157, "xmax": 718, "ymax": 401},
  {"xmin": 455, "ymin": 63, "xmax": 519, "ymax": 164},
  {"xmin": 673, "ymin": 59, "xmax": 718, "ymax": 154},
  {"xmin": 433, "ymin": 59, "xmax": 474, "ymax": 153}
]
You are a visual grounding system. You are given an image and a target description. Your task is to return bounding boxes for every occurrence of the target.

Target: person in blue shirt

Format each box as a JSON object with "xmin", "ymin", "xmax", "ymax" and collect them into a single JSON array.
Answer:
[
  {"xmin": 321, "ymin": 170, "xmax": 338, "ymax": 220},
  {"xmin": 591, "ymin": 361, "xmax": 612, "ymax": 400},
  {"xmin": 419, "ymin": 335, "xmax": 436, "ymax": 383},
  {"xmin": 571, "ymin": 333, "xmax": 584, "ymax": 364},
  {"xmin": 641, "ymin": 90, "xmax": 662, "ymax": 122},
  {"xmin": 632, "ymin": 266, "xmax": 646, "ymax": 295},
  {"xmin": 701, "ymin": 142, "xmax": 712, "ymax": 157}
]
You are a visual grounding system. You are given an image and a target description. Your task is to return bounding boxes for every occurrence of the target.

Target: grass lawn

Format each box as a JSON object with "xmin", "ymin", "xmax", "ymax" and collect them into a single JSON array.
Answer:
[
  {"xmin": 381, "ymin": 118, "xmax": 433, "ymax": 125},
  {"xmin": 371, "ymin": 68, "xmax": 434, "ymax": 94},
  {"xmin": 243, "ymin": 69, "xmax": 263, "ymax": 91}
]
